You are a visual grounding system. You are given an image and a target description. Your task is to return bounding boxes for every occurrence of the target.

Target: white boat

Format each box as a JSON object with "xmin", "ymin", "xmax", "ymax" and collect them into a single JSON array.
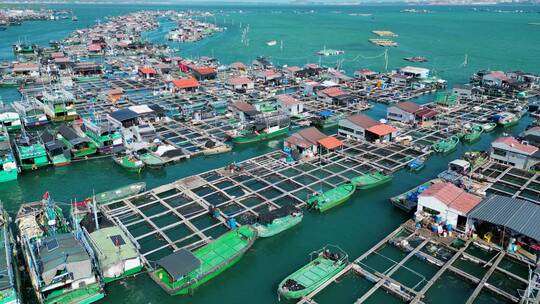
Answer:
[{"xmin": 266, "ymin": 40, "xmax": 277, "ymax": 46}]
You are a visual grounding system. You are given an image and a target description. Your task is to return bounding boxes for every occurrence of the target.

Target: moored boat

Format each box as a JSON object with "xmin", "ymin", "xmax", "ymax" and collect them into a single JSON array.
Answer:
[
  {"xmin": 351, "ymin": 171, "xmax": 393, "ymax": 189},
  {"xmin": 0, "ymin": 112, "xmax": 21, "ymax": 132},
  {"xmin": 0, "ymin": 127, "xmax": 18, "ymax": 183},
  {"xmin": 311, "ymin": 111, "xmax": 342, "ymax": 129},
  {"xmin": 71, "ymin": 200, "xmax": 143, "ymax": 283},
  {"xmin": 12, "ymin": 100, "xmax": 48, "ymax": 128},
  {"xmin": 113, "ymin": 151, "xmax": 144, "ymax": 173},
  {"xmin": 463, "ymin": 124, "xmax": 483, "ymax": 143},
  {"xmin": 16, "ymin": 193, "xmax": 105, "ymax": 304},
  {"xmin": 307, "ymin": 183, "xmax": 356, "ymax": 212},
  {"xmin": 406, "ymin": 157, "xmax": 425, "ymax": 172},
  {"xmin": 93, "ymin": 182, "xmax": 146, "ymax": 205},
  {"xmin": 253, "ymin": 205, "xmax": 303, "ymax": 237},
  {"xmin": 13, "ymin": 131, "xmax": 49, "ymax": 171},
  {"xmin": 229, "ymin": 124, "xmax": 289, "ymax": 144},
  {"xmin": 57, "ymin": 124, "xmax": 98, "ymax": 158},
  {"xmin": 149, "ymin": 225, "xmax": 257, "ymax": 295},
  {"xmin": 432, "ymin": 135, "xmax": 460, "ymax": 153},
  {"xmin": 482, "ymin": 122, "xmax": 497, "ymax": 132},
  {"xmin": 36, "ymin": 90, "xmax": 78, "ymax": 122},
  {"xmin": 40, "ymin": 130, "xmax": 71, "ymax": 167},
  {"xmin": 82, "ymin": 116, "xmax": 122, "ymax": 154},
  {"xmin": 494, "ymin": 112, "xmax": 519, "ymax": 128},
  {"xmin": 0, "ymin": 202, "xmax": 20, "ymax": 304},
  {"xmin": 390, "ymin": 180, "xmax": 435, "ymax": 212},
  {"xmin": 277, "ymin": 245, "xmax": 348, "ymax": 300}
]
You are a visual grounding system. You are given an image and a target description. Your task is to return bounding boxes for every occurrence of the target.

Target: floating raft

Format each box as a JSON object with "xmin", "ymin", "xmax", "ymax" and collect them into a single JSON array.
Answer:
[
  {"xmin": 369, "ymin": 39, "xmax": 398, "ymax": 47},
  {"xmin": 372, "ymin": 30, "xmax": 398, "ymax": 37}
]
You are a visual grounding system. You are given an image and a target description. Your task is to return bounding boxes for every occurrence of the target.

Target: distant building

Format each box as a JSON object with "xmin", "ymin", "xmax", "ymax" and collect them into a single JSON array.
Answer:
[
  {"xmin": 399, "ymin": 66, "xmax": 430, "ymax": 79},
  {"xmin": 225, "ymin": 77, "xmax": 254, "ymax": 92},
  {"xmin": 276, "ymin": 95, "xmax": 303, "ymax": 116},
  {"xmin": 229, "ymin": 101, "xmax": 259, "ymax": 122},
  {"xmin": 452, "ymin": 84, "xmax": 474, "ymax": 99}
]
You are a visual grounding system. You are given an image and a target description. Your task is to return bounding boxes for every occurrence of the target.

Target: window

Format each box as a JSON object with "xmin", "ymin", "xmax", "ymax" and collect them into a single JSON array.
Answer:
[{"xmin": 492, "ymin": 148, "xmax": 507, "ymax": 157}]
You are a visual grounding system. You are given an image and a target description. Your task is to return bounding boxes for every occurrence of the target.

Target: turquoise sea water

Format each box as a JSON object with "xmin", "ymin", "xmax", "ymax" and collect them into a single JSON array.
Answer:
[{"xmin": 0, "ymin": 4, "xmax": 537, "ymax": 303}]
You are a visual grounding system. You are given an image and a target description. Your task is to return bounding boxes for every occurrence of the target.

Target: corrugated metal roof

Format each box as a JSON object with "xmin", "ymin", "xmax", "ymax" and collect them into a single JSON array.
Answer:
[{"xmin": 469, "ymin": 195, "xmax": 540, "ymax": 242}]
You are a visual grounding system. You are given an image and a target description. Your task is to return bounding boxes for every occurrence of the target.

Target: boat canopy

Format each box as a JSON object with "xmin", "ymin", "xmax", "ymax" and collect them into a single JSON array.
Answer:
[
  {"xmin": 39, "ymin": 234, "xmax": 93, "ymax": 285},
  {"xmin": 157, "ymin": 249, "xmax": 201, "ymax": 281},
  {"xmin": 258, "ymin": 205, "xmax": 298, "ymax": 225},
  {"xmin": 58, "ymin": 125, "xmax": 89, "ymax": 145},
  {"xmin": 319, "ymin": 110, "xmax": 334, "ymax": 117}
]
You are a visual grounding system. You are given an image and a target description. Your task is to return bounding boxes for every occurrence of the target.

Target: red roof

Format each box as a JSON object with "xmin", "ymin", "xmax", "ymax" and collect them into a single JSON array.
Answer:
[
  {"xmin": 138, "ymin": 67, "xmax": 156, "ymax": 75},
  {"xmin": 414, "ymin": 108, "xmax": 438, "ymax": 118},
  {"xmin": 193, "ymin": 67, "xmax": 216, "ymax": 75},
  {"xmin": 493, "ymin": 136, "xmax": 538, "ymax": 155},
  {"xmin": 366, "ymin": 124, "xmax": 397, "ymax": 136},
  {"xmin": 420, "ymin": 182, "xmax": 482, "ymax": 214},
  {"xmin": 51, "ymin": 52, "xmax": 64, "ymax": 58},
  {"xmin": 346, "ymin": 114, "xmax": 380, "ymax": 129},
  {"xmin": 172, "ymin": 78, "xmax": 200, "ymax": 89},
  {"xmin": 321, "ymin": 87, "xmax": 346, "ymax": 98},
  {"xmin": 54, "ymin": 57, "xmax": 71, "ymax": 64},
  {"xmin": 227, "ymin": 77, "xmax": 253, "ymax": 86},
  {"xmin": 107, "ymin": 88, "xmax": 124, "ymax": 96},
  {"xmin": 276, "ymin": 95, "xmax": 301, "ymax": 107},
  {"xmin": 230, "ymin": 62, "xmax": 246, "ymax": 69},
  {"xmin": 318, "ymin": 136, "xmax": 343, "ymax": 150},
  {"xmin": 12, "ymin": 63, "xmax": 39, "ymax": 72},
  {"xmin": 395, "ymin": 101, "xmax": 420, "ymax": 113}
]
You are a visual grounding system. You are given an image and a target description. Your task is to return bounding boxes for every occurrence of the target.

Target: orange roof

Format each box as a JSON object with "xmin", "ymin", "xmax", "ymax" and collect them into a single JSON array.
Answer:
[
  {"xmin": 318, "ymin": 136, "xmax": 343, "ymax": 150},
  {"xmin": 367, "ymin": 124, "xmax": 397, "ymax": 136},
  {"xmin": 172, "ymin": 78, "xmax": 200, "ymax": 89},
  {"xmin": 138, "ymin": 67, "xmax": 156, "ymax": 74},
  {"xmin": 194, "ymin": 67, "xmax": 216, "ymax": 75}
]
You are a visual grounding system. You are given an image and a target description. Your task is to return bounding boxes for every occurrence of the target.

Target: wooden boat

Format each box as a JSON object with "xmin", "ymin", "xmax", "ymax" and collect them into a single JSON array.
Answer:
[
  {"xmin": 482, "ymin": 122, "xmax": 497, "ymax": 132},
  {"xmin": 351, "ymin": 171, "xmax": 393, "ymax": 190},
  {"xmin": 0, "ymin": 202, "xmax": 20, "ymax": 304},
  {"xmin": 36, "ymin": 90, "xmax": 78, "ymax": 122},
  {"xmin": 94, "ymin": 182, "xmax": 146, "ymax": 205},
  {"xmin": 12, "ymin": 100, "xmax": 48, "ymax": 128},
  {"xmin": 463, "ymin": 124, "xmax": 483, "ymax": 143},
  {"xmin": 57, "ymin": 124, "xmax": 97, "ymax": 158},
  {"xmin": 16, "ymin": 193, "xmax": 105, "ymax": 304},
  {"xmin": 253, "ymin": 205, "xmax": 303, "ymax": 237},
  {"xmin": 278, "ymin": 246, "xmax": 348, "ymax": 300},
  {"xmin": 432, "ymin": 136, "xmax": 460, "ymax": 153},
  {"xmin": 150, "ymin": 225, "xmax": 257, "ymax": 295},
  {"xmin": 113, "ymin": 152, "xmax": 144, "ymax": 173},
  {"xmin": 229, "ymin": 124, "xmax": 289, "ymax": 144},
  {"xmin": 14, "ymin": 131, "xmax": 49, "ymax": 171},
  {"xmin": 307, "ymin": 183, "xmax": 356, "ymax": 212},
  {"xmin": 406, "ymin": 157, "xmax": 425, "ymax": 172}
]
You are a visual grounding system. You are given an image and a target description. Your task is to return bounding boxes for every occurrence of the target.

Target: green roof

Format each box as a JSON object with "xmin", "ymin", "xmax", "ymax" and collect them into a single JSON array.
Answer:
[{"xmin": 89, "ymin": 227, "xmax": 138, "ymax": 268}]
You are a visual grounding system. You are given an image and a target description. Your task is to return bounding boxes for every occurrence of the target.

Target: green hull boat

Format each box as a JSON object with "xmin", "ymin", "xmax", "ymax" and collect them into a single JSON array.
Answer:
[
  {"xmin": 231, "ymin": 126, "xmax": 289, "ymax": 144},
  {"xmin": 432, "ymin": 136, "xmax": 460, "ymax": 153},
  {"xmin": 278, "ymin": 246, "xmax": 348, "ymax": 300},
  {"xmin": 482, "ymin": 122, "xmax": 497, "ymax": 132},
  {"xmin": 351, "ymin": 171, "xmax": 393, "ymax": 190},
  {"xmin": 463, "ymin": 125, "xmax": 483, "ymax": 143},
  {"xmin": 0, "ymin": 204, "xmax": 20, "ymax": 304},
  {"xmin": 150, "ymin": 225, "xmax": 257, "ymax": 295},
  {"xmin": 253, "ymin": 205, "xmax": 303, "ymax": 237},
  {"xmin": 113, "ymin": 154, "xmax": 144, "ymax": 173},
  {"xmin": 0, "ymin": 127, "xmax": 18, "ymax": 183},
  {"xmin": 94, "ymin": 182, "xmax": 146, "ymax": 204},
  {"xmin": 307, "ymin": 183, "xmax": 356, "ymax": 212},
  {"xmin": 495, "ymin": 112, "xmax": 519, "ymax": 128}
]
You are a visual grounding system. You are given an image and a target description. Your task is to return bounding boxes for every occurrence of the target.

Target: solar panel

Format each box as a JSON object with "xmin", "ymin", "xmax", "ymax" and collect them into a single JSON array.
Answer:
[
  {"xmin": 46, "ymin": 238, "xmax": 59, "ymax": 251},
  {"xmin": 110, "ymin": 235, "xmax": 125, "ymax": 246}
]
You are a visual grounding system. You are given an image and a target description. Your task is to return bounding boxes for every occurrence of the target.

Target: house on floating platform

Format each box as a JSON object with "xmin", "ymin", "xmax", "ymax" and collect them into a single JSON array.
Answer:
[
  {"xmin": 300, "ymin": 80, "xmax": 322, "ymax": 96},
  {"xmin": 73, "ymin": 62, "xmax": 102, "ymax": 77},
  {"xmin": 254, "ymin": 69, "xmax": 282, "ymax": 84},
  {"xmin": 12, "ymin": 63, "xmax": 40, "ymax": 75},
  {"xmin": 417, "ymin": 182, "xmax": 482, "ymax": 233},
  {"xmin": 109, "ymin": 109, "xmax": 139, "ymax": 128},
  {"xmin": 303, "ymin": 63, "xmax": 323, "ymax": 76},
  {"xmin": 522, "ymin": 127, "xmax": 540, "ymax": 148},
  {"xmin": 226, "ymin": 76, "xmax": 254, "ymax": 93},
  {"xmin": 354, "ymin": 69, "xmax": 378, "ymax": 80},
  {"xmin": 490, "ymin": 136, "xmax": 540, "ymax": 170},
  {"xmin": 171, "ymin": 78, "xmax": 200, "ymax": 93},
  {"xmin": 399, "ymin": 66, "xmax": 430, "ymax": 79},
  {"xmin": 387, "ymin": 101, "xmax": 438, "ymax": 126},
  {"xmin": 229, "ymin": 62, "xmax": 247, "ymax": 73},
  {"xmin": 107, "ymin": 88, "xmax": 124, "ymax": 103},
  {"xmin": 284, "ymin": 127, "xmax": 342, "ymax": 160},
  {"xmin": 317, "ymin": 86, "xmax": 355, "ymax": 105},
  {"xmin": 276, "ymin": 95, "xmax": 304, "ymax": 116},
  {"xmin": 138, "ymin": 67, "xmax": 156, "ymax": 79},
  {"xmin": 229, "ymin": 101, "xmax": 259, "ymax": 122},
  {"xmin": 284, "ymin": 66, "xmax": 302, "ymax": 78},
  {"xmin": 191, "ymin": 66, "xmax": 217, "ymax": 80},
  {"xmin": 338, "ymin": 114, "xmax": 397, "ymax": 142},
  {"xmin": 468, "ymin": 195, "xmax": 540, "ymax": 256}
]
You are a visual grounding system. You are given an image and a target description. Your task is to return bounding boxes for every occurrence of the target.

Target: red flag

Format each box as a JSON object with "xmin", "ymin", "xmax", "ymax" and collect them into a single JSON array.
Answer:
[{"xmin": 42, "ymin": 192, "xmax": 49, "ymax": 200}]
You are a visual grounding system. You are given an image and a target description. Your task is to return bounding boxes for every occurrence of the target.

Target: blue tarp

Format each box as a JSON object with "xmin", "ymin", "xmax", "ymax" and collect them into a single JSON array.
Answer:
[{"xmin": 319, "ymin": 110, "xmax": 334, "ymax": 117}]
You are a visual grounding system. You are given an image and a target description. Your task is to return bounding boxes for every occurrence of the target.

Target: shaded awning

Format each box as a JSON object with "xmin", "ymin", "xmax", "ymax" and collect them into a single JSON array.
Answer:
[
  {"xmin": 318, "ymin": 136, "xmax": 343, "ymax": 150},
  {"xmin": 366, "ymin": 124, "xmax": 397, "ymax": 137},
  {"xmin": 468, "ymin": 195, "xmax": 540, "ymax": 242},
  {"xmin": 157, "ymin": 249, "xmax": 201, "ymax": 281}
]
